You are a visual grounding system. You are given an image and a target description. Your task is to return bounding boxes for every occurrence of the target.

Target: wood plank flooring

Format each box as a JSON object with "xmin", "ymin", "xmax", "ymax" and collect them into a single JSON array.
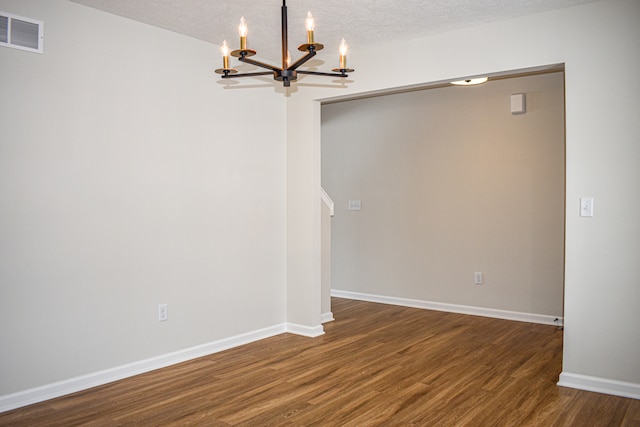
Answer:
[{"xmin": 1, "ymin": 297, "xmax": 639, "ymax": 426}]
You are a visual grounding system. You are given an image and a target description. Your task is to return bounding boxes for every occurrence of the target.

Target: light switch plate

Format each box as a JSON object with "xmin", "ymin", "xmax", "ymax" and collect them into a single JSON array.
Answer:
[
  {"xmin": 348, "ymin": 200, "xmax": 362, "ymax": 211},
  {"xmin": 580, "ymin": 197, "xmax": 594, "ymax": 217}
]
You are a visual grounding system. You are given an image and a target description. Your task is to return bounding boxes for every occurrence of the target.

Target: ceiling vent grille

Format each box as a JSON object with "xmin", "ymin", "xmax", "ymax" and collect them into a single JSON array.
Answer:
[{"xmin": 0, "ymin": 11, "xmax": 44, "ymax": 53}]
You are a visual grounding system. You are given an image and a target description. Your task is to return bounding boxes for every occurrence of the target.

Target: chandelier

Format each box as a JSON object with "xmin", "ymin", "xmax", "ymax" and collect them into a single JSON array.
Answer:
[{"xmin": 215, "ymin": 0, "xmax": 354, "ymax": 87}]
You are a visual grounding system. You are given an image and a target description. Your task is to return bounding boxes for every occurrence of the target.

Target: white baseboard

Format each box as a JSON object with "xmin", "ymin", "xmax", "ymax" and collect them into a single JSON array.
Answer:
[
  {"xmin": 331, "ymin": 289, "xmax": 563, "ymax": 326},
  {"xmin": 0, "ymin": 321, "xmax": 324, "ymax": 413},
  {"xmin": 321, "ymin": 311, "xmax": 335, "ymax": 323},
  {"xmin": 286, "ymin": 323, "xmax": 325, "ymax": 337},
  {"xmin": 558, "ymin": 372, "xmax": 640, "ymax": 400}
]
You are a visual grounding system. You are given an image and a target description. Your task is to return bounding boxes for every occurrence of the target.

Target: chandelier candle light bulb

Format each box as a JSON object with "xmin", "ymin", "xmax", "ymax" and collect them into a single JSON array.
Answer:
[
  {"xmin": 339, "ymin": 38, "xmax": 348, "ymax": 69},
  {"xmin": 221, "ymin": 40, "xmax": 230, "ymax": 69},
  {"xmin": 306, "ymin": 11, "xmax": 314, "ymax": 44},
  {"xmin": 239, "ymin": 16, "xmax": 248, "ymax": 50}
]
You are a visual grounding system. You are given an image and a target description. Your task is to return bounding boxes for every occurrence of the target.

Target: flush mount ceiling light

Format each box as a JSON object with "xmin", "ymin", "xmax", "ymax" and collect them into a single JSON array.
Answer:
[
  {"xmin": 215, "ymin": 0, "xmax": 354, "ymax": 87},
  {"xmin": 451, "ymin": 77, "xmax": 489, "ymax": 86}
]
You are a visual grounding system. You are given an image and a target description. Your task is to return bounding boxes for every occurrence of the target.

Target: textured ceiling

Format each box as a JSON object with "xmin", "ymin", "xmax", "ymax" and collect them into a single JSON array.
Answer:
[{"xmin": 70, "ymin": 0, "xmax": 598, "ymax": 63}]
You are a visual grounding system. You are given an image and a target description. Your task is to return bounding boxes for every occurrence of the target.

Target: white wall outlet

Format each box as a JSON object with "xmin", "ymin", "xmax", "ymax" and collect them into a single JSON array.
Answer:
[
  {"xmin": 474, "ymin": 272, "xmax": 483, "ymax": 285},
  {"xmin": 158, "ymin": 304, "xmax": 168, "ymax": 322}
]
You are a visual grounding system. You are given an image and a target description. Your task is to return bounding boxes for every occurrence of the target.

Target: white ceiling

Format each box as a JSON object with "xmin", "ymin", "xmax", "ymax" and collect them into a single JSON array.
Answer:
[{"xmin": 70, "ymin": 0, "xmax": 597, "ymax": 63}]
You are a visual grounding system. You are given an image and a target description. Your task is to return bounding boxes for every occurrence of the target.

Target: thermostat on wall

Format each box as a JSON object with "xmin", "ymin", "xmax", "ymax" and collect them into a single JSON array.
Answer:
[{"xmin": 511, "ymin": 93, "xmax": 526, "ymax": 114}]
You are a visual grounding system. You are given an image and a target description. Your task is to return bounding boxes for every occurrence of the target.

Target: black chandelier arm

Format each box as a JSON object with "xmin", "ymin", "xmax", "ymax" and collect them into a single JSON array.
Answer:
[
  {"xmin": 297, "ymin": 70, "xmax": 350, "ymax": 78},
  {"xmin": 238, "ymin": 55, "xmax": 281, "ymax": 72},
  {"xmin": 287, "ymin": 49, "xmax": 316, "ymax": 71},
  {"xmin": 221, "ymin": 71, "xmax": 274, "ymax": 78}
]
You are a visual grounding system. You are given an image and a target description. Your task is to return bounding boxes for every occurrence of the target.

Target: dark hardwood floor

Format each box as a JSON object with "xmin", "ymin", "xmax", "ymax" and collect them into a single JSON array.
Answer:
[{"xmin": 1, "ymin": 297, "xmax": 639, "ymax": 426}]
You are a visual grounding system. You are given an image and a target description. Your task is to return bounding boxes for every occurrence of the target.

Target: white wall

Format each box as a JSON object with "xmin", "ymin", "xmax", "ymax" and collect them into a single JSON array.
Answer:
[
  {"xmin": 322, "ymin": 73, "xmax": 565, "ymax": 318},
  {"xmin": 285, "ymin": 0, "xmax": 640, "ymax": 397},
  {"xmin": 0, "ymin": 0, "xmax": 286, "ymax": 398}
]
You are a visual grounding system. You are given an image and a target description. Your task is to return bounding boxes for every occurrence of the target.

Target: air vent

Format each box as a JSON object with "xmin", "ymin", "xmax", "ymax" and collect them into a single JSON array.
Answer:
[{"xmin": 0, "ymin": 11, "xmax": 43, "ymax": 53}]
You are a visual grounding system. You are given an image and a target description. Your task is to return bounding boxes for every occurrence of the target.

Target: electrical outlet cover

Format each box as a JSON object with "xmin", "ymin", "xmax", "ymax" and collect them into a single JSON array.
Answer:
[
  {"xmin": 158, "ymin": 304, "xmax": 168, "ymax": 321},
  {"xmin": 474, "ymin": 272, "xmax": 483, "ymax": 284}
]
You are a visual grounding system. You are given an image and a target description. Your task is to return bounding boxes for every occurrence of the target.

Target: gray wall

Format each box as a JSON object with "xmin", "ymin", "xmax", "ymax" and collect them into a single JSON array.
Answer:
[
  {"xmin": 322, "ymin": 72, "xmax": 565, "ymax": 317},
  {"xmin": 0, "ymin": 0, "xmax": 286, "ymax": 397}
]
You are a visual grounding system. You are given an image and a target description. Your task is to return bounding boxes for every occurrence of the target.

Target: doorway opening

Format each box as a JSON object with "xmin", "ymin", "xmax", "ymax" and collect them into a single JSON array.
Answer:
[{"xmin": 320, "ymin": 66, "xmax": 566, "ymax": 326}]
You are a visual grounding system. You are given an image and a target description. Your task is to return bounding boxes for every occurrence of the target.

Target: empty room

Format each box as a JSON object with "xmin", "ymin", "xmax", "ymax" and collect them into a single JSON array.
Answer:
[{"xmin": 1, "ymin": 0, "xmax": 639, "ymax": 424}]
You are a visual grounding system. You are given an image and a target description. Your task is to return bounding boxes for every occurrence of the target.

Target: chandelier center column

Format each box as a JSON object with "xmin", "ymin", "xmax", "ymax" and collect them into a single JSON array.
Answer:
[{"xmin": 281, "ymin": 1, "xmax": 288, "ymax": 70}]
